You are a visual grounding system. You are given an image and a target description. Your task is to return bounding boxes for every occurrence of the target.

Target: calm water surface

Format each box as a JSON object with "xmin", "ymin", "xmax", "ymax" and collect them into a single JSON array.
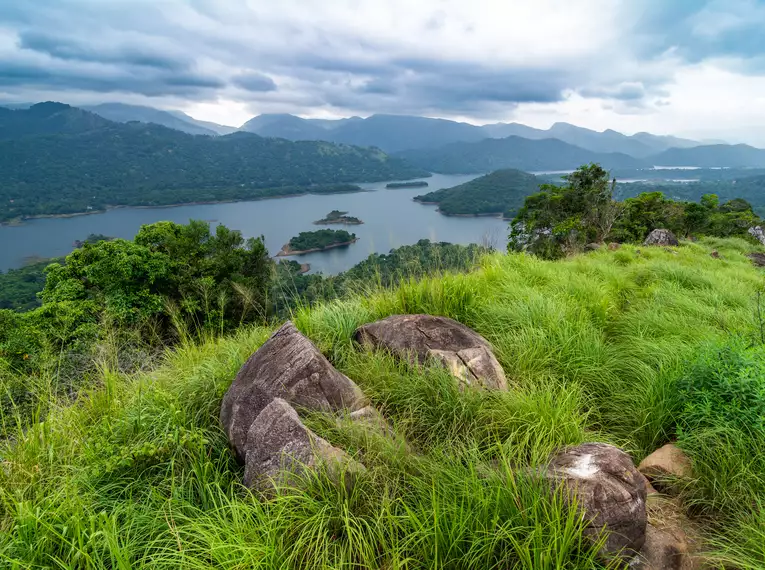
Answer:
[{"xmin": 0, "ymin": 174, "xmax": 509, "ymax": 274}]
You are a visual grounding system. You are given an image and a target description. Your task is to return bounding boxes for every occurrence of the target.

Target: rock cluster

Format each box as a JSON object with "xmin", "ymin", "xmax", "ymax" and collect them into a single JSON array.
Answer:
[{"xmin": 220, "ymin": 317, "xmax": 704, "ymax": 568}]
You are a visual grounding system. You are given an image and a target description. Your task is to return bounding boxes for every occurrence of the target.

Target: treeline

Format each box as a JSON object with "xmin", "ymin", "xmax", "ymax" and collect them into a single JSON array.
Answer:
[
  {"xmin": 0, "ymin": 104, "xmax": 427, "ymax": 222},
  {"xmin": 510, "ymin": 164, "xmax": 762, "ymax": 258},
  {"xmin": 0, "ymin": 230, "xmax": 488, "ymax": 410}
]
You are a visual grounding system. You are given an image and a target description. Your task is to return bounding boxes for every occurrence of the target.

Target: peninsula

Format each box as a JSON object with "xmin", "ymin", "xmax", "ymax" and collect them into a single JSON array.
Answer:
[
  {"xmin": 386, "ymin": 181, "xmax": 429, "ymax": 189},
  {"xmin": 277, "ymin": 229, "xmax": 358, "ymax": 256},
  {"xmin": 313, "ymin": 210, "xmax": 364, "ymax": 225}
]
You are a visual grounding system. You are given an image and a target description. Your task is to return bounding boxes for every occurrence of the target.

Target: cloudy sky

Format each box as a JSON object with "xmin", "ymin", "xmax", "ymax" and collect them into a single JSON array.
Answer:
[{"xmin": 2, "ymin": 0, "xmax": 765, "ymax": 143}]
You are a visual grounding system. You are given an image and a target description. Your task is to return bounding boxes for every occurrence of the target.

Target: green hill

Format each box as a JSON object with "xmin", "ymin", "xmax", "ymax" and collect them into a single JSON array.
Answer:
[
  {"xmin": 0, "ymin": 104, "xmax": 428, "ymax": 222},
  {"xmin": 1, "ymin": 238, "xmax": 765, "ymax": 568},
  {"xmin": 415, "ymin": 169, "xmax": 541, "ymax": 217}
]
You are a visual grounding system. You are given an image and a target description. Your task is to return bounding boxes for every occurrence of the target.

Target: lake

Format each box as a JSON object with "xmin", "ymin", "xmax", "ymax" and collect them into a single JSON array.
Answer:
[{"xmin": 0, "ymin": 173, "xmax": 510, "ymax": 274}]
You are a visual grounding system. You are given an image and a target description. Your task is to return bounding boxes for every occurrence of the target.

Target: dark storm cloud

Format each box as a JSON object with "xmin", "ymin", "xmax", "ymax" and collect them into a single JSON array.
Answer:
[
  {"xmin": 18, "ymin": 31, "xmax": 191, "ymax": 71},
  {"xmin": 2, "ymin": 0, "xmax": 765, "ymax": 117},
  {"xmin": 232, "ymin": 73, "xmax": 277, "ymax": 92}
]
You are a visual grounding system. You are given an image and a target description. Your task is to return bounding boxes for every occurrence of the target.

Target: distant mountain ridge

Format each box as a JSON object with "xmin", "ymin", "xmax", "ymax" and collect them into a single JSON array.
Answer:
[
  {"xmin": 237, "ymin": 112, "xmax": 706, "ymax": 156},
  {"xmin": 396, "ymin": 136, "xmax": 647, "ymax": 173},
  {"xmin": 83, "ymin": 103, "xmax": 238, "ymax": 136}
]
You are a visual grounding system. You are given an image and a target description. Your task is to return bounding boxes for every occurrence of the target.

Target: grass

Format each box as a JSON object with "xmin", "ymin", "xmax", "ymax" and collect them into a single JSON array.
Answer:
[{"xmin": 1, "ymin": 237, "xmax": 764, "ymax": 568}]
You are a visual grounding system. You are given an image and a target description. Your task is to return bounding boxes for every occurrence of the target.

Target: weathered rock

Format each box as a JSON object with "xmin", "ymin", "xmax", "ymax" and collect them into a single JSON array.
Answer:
[
  {"xmin": 608, "ymin": 242, "xmax": 622, "ymax": 251},
  {"xmin": 243, "ymin": 398, "xmax": 363, "ymax": 492},
  {"xmin": 630, "ymin": 494, "xmax": 705, "ymax": 570},
  {"xmin": 748, "ymin": 252, "xmax": 765, "ymax": 267},
  {"xmin": 630, "ymin": 523, "xmax": 692, "ymax": 570},
  {"xmin": 638, "ymin": 444, "xmax": 692, "ymax": 494},
  {"xmin": 644, "ymin": 229, "xmax": 679, "ymax": 247},
  {"xmin": 547, "ymin": 442, "xmax": 647, "ymax": 564},
  {"xmin": 221, "ymin": 321, "xmax": 367, "ymax": 462},
  {"xmin": 748, "ymin": 226, "xmax": 765, "ymax": 246},
  {"xmin": 353, "ymin": 314, "xmax": 507, "ymax": 390},
  {"xmin": 585, "ymin": 242, "xmax": 602, "ymax": 251}
]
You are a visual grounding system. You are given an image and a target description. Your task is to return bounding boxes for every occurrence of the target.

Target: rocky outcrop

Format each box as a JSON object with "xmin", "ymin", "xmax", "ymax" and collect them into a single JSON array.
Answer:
[
  {"xmin": 644, "ymin": 229, "xmax": 679, "ymax": 247},
  {"xmin": 221, "ymin": 321, "xmax": 366, "ymax": 463},
  {"xmin": 244, "ymin": 398, "xmax": 363, "ymax": 492},
  {"xmin": 638, "ymin": 444, "xmax": 692, "ymax": 494},
  {"xmin": 748, "ymin": 226, "xmax": 765, "ymax": 246},
  {"xmin": 547, "ymin": 443, "xmax": 647, "ymax": 564},
  {"xmin": 353, "ymin": 314, "xmax": 507, "ymax": 390}
]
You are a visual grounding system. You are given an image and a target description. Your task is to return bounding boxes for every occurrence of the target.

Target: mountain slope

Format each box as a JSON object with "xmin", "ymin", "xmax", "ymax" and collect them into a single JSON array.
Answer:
[
  {"xmin": 85, "ymin": 103, "xmax": 219, "ymax": 136},
  {"xmin": 0, "ymin": 102, "xmax": 112, "ymax": 139},
  {"xmin": 651, "ymin": 144, "xmax": 765, "ymax": 168},
  {"xmin": 397, "ymin": 136, "xmax": 647, "ymax": 173},
  {"xmin": 414, "ymin": 169, "xmax": 540, "ymax": 216},
  {"xmin": 239, "ymin": 113, "xmax": 329, "ymax": 140},
  {"xmin": 0, "ymin": 109, "xmax": 429, "ymax": 221},
  {"xmin": 166, "ymin": 110, "xmax": 238, "ymax": 135}
]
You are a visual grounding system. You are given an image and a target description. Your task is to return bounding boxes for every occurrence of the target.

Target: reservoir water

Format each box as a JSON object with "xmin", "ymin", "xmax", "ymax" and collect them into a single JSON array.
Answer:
[{"xmin": 0, "ymin": 173, "xmax": 509, "ymax": 274}]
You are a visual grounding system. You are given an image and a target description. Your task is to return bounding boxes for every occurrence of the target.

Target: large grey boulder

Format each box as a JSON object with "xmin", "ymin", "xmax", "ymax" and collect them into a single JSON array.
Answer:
[
  {"xmin": 221, "ymin": 321, "xmax": 367, "ymax": 462},
  {"xmin": 244, "ymin": 398, "xmax": 363, "ymax": 492},
  {"xmin": 644, "ymin": 229, "xmax": 679, "ymax": 247},
  {"xmin": 353, "ymin": 314, "xmax": 507, "ymax": 390},
  {"xmin": 547, "ymin": 443, "xmax": 647, "ymax": 564}
]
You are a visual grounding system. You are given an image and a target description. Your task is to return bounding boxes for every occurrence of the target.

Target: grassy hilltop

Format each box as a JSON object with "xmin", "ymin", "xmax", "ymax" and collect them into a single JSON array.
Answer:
[{"xmin": 1, "ymin": 237, "xmax": 765, "ymax": 568}]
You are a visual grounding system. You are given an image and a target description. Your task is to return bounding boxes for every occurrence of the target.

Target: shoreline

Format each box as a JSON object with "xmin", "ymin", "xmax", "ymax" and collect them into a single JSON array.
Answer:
[
  {"xmin": 313, "ymin": 219, "xmax": 364, "ymax": 226},
  {"xmin": 414, "ymin": 199, "xmax": 507, "ymax": 219},
  {"xmin": 0, "ymin": 188, "xmax": 374, "ymax": 227},
  {"xmin": 276, "ymin": 238, "xmax": 359, "ymax": 257}
]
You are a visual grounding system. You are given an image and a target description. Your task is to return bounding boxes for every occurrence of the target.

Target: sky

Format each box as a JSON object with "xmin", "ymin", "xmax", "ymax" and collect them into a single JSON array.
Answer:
[{"xmin": 2, "ymin": 0, "xmax": 765, "ymax": 144}]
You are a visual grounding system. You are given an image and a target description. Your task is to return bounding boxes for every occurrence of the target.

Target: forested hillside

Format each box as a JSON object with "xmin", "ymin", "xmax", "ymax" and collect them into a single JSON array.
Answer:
[
  {"xmin": 415, "ymin": 169, "xmax": 540, "ymax": 216},
  {"xmin": 0, "ymin": 104, "xmax": 428, "ymax": 222}
]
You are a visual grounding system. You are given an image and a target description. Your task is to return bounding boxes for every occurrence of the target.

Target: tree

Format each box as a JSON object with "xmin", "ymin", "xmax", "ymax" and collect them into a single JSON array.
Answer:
[
  {"xmin": 42, "ymin": 220, "xmax": 272, "ymax": 334},
  {"xmin": 509, "ymin": 164, "xmax": 617, "ymax": 258}
]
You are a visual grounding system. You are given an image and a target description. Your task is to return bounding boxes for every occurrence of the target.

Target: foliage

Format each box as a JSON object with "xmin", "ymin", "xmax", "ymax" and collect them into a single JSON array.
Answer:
[
  {"xmin": 0, "ymin": 259, "xmax": 51, "ymax": 311},
  {"xmin": 285, "ymin": 229, "xmax": 356, "ymax": 253},
  {"xmin": 415, "ymin": 168, "xmax": 540, "ymax": 216},
  {"xmin": 511, "ymin": 164, "xmax": 763, "ymax": 259},
  {"xmin": 1, "ymin": 239, "xmax": 764, "ymax": 567},
  {"xmin": 0, "ymin": 104, "xmax": 428, "ymax": 222},
  {"xmin": 270, "ymin": 240, "xmax": 489, "ymax": 317},
  {"xmin": 509, "ymin": 164, "xmax": 620, "ymax": 258}
]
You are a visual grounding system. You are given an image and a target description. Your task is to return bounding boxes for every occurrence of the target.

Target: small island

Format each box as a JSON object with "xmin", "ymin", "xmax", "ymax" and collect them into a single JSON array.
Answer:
[
  {"xmin": 313, "ymin": 210, "xmax": 364, "ymax": 225},
  {"xmin": 386, "ymin": 181, "xmax": 429, "ymax": 189},
  {"xmin": 277, "ymin": 229, "xmax": 358, "ymax": 256},
  {"xmin": 73, "ymin": 233, "xmax": 115, "ymax": 248}
]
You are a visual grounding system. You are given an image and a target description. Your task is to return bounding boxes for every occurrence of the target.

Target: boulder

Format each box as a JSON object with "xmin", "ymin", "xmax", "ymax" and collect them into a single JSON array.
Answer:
[
  {"xmin": 748, "ymin": 252, "xmax": 765, "ymax": 267},
  {"xmin": 638, "ymin": 444, "xmax": 692, "ymax": 494},
  {"xmin": 243, "ymin": 398, "xmax": 363, "ymax": 492},
  {"xmin": 608, "ymin": 242, "xmax": 622, "ymax": 251},
  {"xmin": 547, "ymin": 442, "xmax": 647, "ymax": 564},
  {"xmin": 748, "ymin": 226, "xmax": 765, "ymax": 246},
  {"xmin": 354, "ymin": 314, "xmax": 507, "ymax": 390},
  {"xmin": 221, "ymin": 321, "xmax": 367, "ymax": 462},
  {"xmin": 630, "ymin": 523, "xmax": 692, "ymax": 570},
  {"xmin": 644, "ymin": 229, "xmax": 679, "ymax": 247},
  {"xmin": 585, "ymin": 242, "xmax": 602, "ymax": 251},
  {"xmin": 631, "ymin": 494, "xmax": 705, "ymax": 570}
]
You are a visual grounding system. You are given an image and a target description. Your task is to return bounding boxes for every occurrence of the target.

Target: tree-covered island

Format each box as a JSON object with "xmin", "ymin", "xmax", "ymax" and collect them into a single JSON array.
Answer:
[
  {"xmin": 277, "ymin": 229, "xmax": 358, "ymax": 256},
  {"xmin": 313, "ymin": 210, "xmax": 364, "ymax": 225}
]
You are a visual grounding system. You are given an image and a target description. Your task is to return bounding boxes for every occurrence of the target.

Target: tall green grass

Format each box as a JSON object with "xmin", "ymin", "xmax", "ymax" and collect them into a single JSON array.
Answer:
[{"xmin": 1, "ymin": 237, "xmax": 764, "ymax": 568}]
